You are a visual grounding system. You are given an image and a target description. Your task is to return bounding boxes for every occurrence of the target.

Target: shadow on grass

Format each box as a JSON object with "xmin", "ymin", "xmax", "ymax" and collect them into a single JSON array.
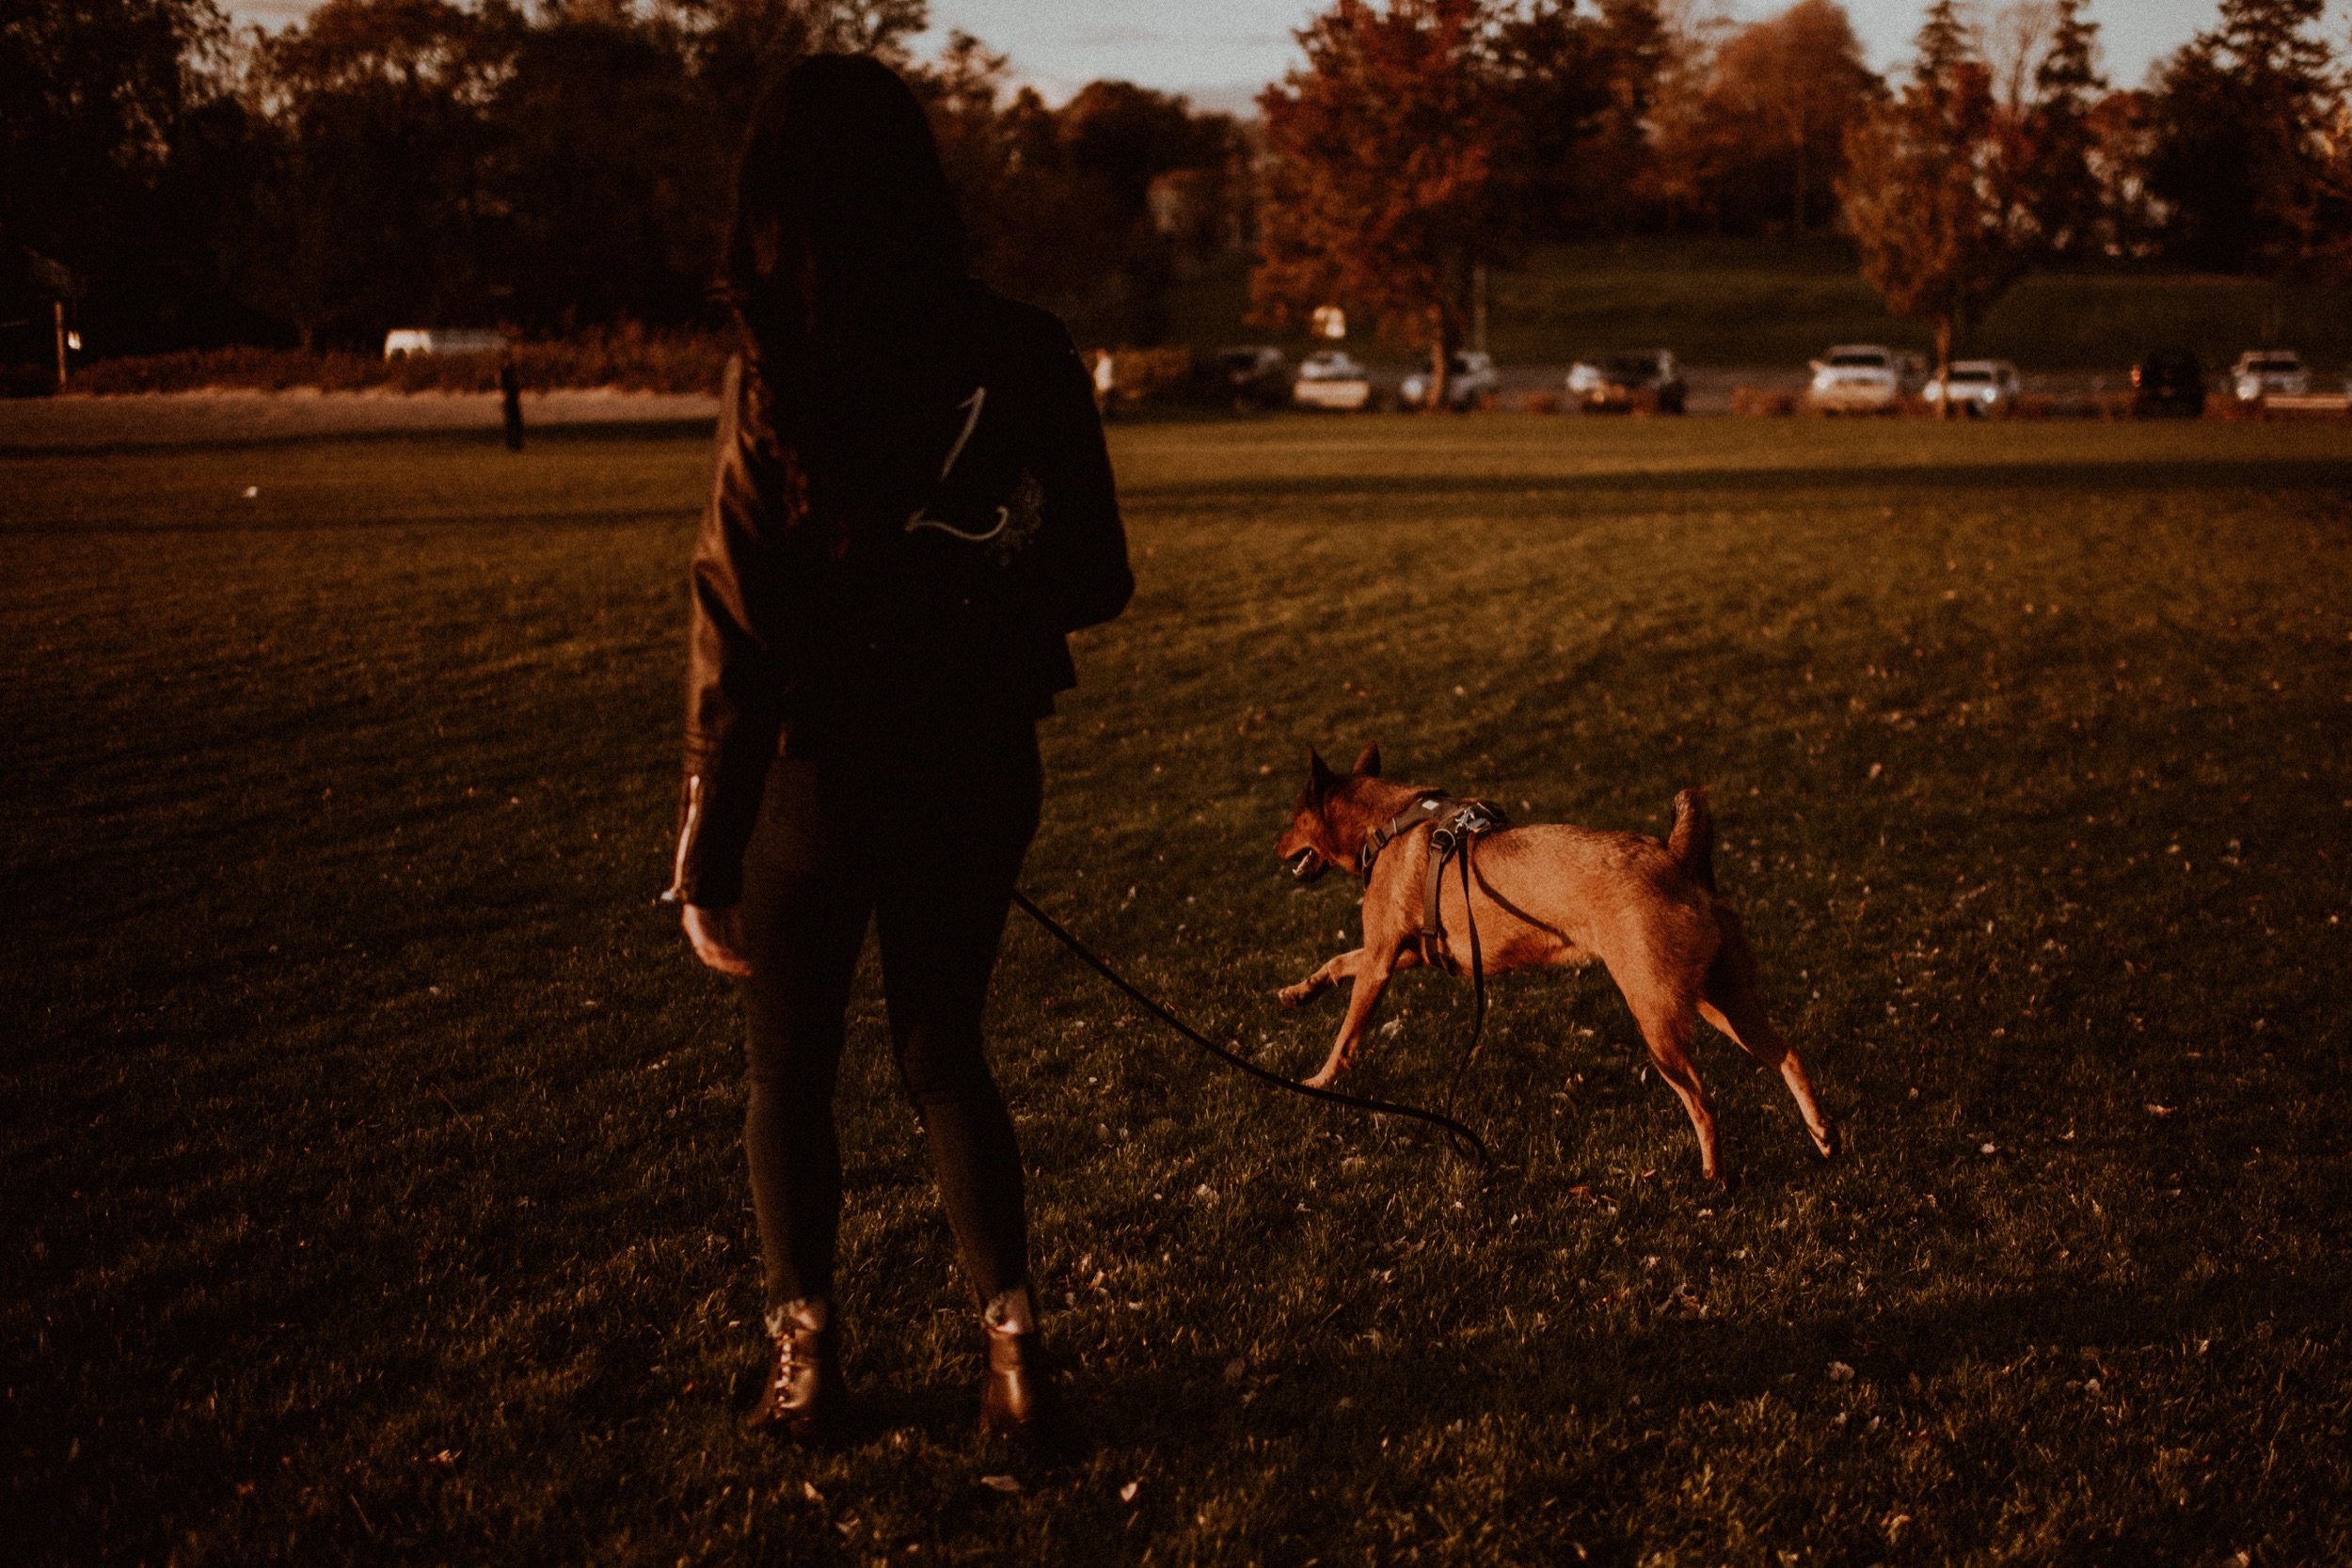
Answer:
[
  {"xmin": 0, "ymin": 415, "xmax": 719, "ymax": 461},
  {"xmin": 14, "ymin": 451, "xmax": 2346, "ymax": 540},
  {"xmin": 0, "ymin": 500, "xmax": 697, "ymax": 537},
  {"xmin": 1069, "ymin": 1265, "xmax": 2335, "ymax": 1466}
]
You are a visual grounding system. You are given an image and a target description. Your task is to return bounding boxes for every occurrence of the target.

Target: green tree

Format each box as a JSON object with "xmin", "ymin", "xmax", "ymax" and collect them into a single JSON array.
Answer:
[
  {"xmin": 1696, "ymin": 0, "xmax": 1880, "ymax": 234},
  {"xmin": 2145, "ymin": 0, "xmax": 2340, "ymax": 273},
  {"xmin": 1491, "ymin": 0, "xmax": 1669, "ymax": 234},
  {"xmin": 1253, "ymin": 0, "xmax": 1508, "ymax": 407},
  {"xmin": 245, "ymin": 0, "xmax": 511, "ymax": 348},
  {"xmin": 1837, "ymin": 0, "xmax": 2029, "ymax": 416},
  {"xmin": 668, "ymin": 0, "xmax": 929, "ymax": 166},
  {"xmin": 0, "ymin": 0, "xmax": 241, "ymax": 356},
  {"xmin": 910, "ymin": 40, "xmax": 1242, "ymax": 343},
  {"xmin": 486, "ymin": 8, "xmax": 713, "ymax": 331}
]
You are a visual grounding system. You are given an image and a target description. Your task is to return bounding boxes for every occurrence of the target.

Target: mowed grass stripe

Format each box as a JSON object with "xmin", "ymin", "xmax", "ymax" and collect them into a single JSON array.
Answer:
[{"xmin": 4, "ymin": 417, "xmax": 2349, "ymax": 1565}]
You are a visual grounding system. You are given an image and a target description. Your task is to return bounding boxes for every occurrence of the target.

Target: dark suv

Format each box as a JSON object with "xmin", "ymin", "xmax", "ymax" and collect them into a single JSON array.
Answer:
[
  {"xmin": 1569, "ymin": 350, "xmax": 1688, "ymax": 414},
  {"xmin": 2131, "ymin": 350, "xmax": 2206, "ymax": 419},
  {"xmin": 1215, "ymin": 345, "xmax": 1290, "ymax": 409}
]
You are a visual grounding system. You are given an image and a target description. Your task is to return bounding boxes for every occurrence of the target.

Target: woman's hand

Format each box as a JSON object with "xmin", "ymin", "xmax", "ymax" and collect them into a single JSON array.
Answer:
[{"xmin": 682, "ymin": 903, "xmax": 753, "ymax": 978}]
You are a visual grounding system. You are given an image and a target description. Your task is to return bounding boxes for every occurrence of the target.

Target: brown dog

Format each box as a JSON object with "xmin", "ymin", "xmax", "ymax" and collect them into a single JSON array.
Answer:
[{"xmin": 1274, "ymin": 743, "xmax": 1835, "ymax": 1181}]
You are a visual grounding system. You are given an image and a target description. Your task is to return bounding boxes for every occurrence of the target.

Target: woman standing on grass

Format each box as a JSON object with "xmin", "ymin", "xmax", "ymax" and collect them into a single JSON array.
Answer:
[{"xmin": 664, "ymin": 53, "xmax": 1132, "ymax": 1446}]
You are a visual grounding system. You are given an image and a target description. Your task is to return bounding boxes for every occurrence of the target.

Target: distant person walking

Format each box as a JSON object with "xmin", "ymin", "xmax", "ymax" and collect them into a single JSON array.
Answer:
[
  {"xmin": 665, "ymin": 54, "xmax": 1132, "ymax": 1448},
  {"xmin": 499, "ymin": 356, "xmax": 524, "ymax": 451}
]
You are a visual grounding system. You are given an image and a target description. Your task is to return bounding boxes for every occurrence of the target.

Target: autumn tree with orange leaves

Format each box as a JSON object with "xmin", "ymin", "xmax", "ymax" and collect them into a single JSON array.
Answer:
[
  {"xmin": 1837, "ymin": 0, "xmax": 2031, "ymax": 417},
  {"xmin": 1251, "ymin": 0, "xmax": 1508, "ymax": 410},
  {"xmin": 1701, "ymin": 0, "xmax": 1879, "ymax": 234}
]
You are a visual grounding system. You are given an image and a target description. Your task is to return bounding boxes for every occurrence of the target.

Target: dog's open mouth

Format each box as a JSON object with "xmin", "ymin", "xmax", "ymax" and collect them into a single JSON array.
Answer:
[{"xmin": 1286, "ymin": 848, "xmax": 1327, "ymax": 884}]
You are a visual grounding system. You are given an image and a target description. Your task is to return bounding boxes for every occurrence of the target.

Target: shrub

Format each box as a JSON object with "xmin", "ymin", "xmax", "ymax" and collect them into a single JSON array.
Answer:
[
  {"xmin": 1094, "ymin": 344, "xmax": 1198, "ymax": 405},
  {"xmin": 1731, "ymin": 388, "xmax": 1799, "ymax": 417}
]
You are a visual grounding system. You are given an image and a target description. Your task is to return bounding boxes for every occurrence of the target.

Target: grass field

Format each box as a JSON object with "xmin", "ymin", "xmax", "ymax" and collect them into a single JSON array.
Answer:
[
  {"xmin": 1165, "ymin": 237, "xmax": 2352, "ymax": 371},
  {"xmin": 7, "ymin": 413, "xmax": 2352, "ymax": 1566}
]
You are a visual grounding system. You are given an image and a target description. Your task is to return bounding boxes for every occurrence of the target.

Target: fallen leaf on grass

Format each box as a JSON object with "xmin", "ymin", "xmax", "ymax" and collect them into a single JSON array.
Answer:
[
  {"xmin": 1120, "ymin": 1480, "xmax": 1141, "ymax": 1503},
  {"xmin": 1827, "ymin": 1361, "xmax": 1856, "ymax": 1383},
  {"xmin": 2146, "ymin": 1103, "xmax": 2175, "ymax": 1117},
  {"xmin": 979, "ymin": 1474, "xmax": 1021, "ymax": 1494}
]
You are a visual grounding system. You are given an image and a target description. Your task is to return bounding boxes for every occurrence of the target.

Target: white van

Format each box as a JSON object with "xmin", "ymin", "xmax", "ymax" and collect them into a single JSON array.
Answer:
[{"xmin": 383, "ymin": 328, "xmax": 507, "ymax": 359}]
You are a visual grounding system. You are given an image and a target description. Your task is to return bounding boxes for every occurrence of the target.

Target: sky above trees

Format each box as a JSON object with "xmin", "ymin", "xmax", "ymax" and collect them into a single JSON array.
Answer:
[{"xmin": 218, "ymin": 0, "xmax": 2352, "ymax": 104}]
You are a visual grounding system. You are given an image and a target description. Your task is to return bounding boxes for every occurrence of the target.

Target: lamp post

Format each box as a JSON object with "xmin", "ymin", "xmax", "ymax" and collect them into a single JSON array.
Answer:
[{"xmin": 30, "ymin": 254, "xmax": 82, "ymax": 391}]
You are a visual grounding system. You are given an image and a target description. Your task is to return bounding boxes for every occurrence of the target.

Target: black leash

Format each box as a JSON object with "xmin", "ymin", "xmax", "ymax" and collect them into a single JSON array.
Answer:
[
  {"xmin": 1009, "ymin": 889, "xmax": 1490, "ymax": 1166},
  {"xmin": 1437, "ymin": 835, "xmax": 1490, "ymax": 1135}
]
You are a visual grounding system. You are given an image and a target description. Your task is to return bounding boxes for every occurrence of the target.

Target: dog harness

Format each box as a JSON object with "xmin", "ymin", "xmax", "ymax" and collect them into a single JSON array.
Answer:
[
  {"xmin": 1358, "ymin": 792, "xmax": 1511, "ymax": 972},
  {"xmin": 1356, "ymin": 791, "xmax": 1510, "ymax": 1134}
]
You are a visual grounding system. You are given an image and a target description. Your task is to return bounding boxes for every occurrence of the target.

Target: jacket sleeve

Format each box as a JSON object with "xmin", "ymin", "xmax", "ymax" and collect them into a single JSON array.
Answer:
[
  {"xmin": 664, "ymin": 356, "xmax": 788, "ymax": 909},
  {"xmin": 1033, "ymin": 335, "xmax": 1135, "ymax": 634}
]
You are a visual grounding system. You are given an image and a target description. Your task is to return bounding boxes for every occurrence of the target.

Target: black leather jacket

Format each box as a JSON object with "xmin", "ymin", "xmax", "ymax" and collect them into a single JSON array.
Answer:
[{"xmin": 665, "ymin": 289, "xmax": 1133, "ymax": 907}]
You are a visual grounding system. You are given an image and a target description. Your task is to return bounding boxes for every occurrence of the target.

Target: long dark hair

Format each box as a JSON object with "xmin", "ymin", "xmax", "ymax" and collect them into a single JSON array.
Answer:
[{"xmin": 720, "ymin": 55, "xmax": 972, "ymax": 546}]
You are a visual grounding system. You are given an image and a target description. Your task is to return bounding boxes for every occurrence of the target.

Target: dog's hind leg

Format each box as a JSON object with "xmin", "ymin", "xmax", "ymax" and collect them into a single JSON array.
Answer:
[
  {"xmin": 1699, "ymin": 905, "xmax": 1836, "ymax": 1159},
  {"xmin": 1627, "ymin": 992, "xmax": 1722, "ymax": 1182}
]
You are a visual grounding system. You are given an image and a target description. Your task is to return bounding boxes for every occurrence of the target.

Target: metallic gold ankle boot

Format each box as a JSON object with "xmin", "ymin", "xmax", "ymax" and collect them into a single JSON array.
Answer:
[
  {"xmin": 977, "ymin": 1326, "xmax": 1050, "ymax": 1441},
  {"xmin": 976, "ymin": 1287, "xmax": 1067, "ymax": 1449},
  {"xmin": 744, "ymin": 1300, "xmax": 846, "ymax": 1442}
]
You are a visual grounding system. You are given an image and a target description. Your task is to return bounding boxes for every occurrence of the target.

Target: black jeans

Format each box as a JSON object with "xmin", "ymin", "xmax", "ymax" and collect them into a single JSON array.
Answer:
[{"xmin": 736, "ymin": 720, "xmax": 1041, "ymax": 1312}]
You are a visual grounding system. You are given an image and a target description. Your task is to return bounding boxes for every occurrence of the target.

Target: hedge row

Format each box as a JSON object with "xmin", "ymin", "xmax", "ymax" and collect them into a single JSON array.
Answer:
[{"xmin": 67, "ymin": 326, "xmax": 731, "ymax": 397}]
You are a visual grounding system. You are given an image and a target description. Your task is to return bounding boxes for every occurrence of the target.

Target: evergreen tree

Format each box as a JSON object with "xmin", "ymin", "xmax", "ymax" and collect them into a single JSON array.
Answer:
[
  {"xmin": 2024, "ymin": 0, "xmax": 2106, "ymax": 259},
  {"xmin": 2145, "ymin": 0, "xmax": 2340, "ymax": 272}
]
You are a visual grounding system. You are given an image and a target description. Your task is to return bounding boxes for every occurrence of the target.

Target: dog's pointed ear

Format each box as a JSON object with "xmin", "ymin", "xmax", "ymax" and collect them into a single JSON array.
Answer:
[
  {"xmin": 1307, "ymin": 745, "xmax": 1337, "ymax": 794},
  {"xmin": 1353, "ymin": 741, "xmax": 1382, "ymax": 778}
]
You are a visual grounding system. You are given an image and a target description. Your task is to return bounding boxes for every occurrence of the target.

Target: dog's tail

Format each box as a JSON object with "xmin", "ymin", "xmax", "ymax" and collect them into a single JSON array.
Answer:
[{"xmin": 1667, "ymin": 785, "xmax": 1716, "ymax": 893}]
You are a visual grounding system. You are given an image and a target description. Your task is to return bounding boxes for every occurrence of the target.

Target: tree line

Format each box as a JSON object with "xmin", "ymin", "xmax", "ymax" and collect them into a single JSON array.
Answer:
[
  {"xmin": 6, "ymin": 0, "xmax": 2351, "ymax": 373},
  {"xmin": 1254, "ymin": 0, "xmax": 2352, "ymax": 396},
  {"xmin": 1, "ymin": 0, "xmax": 1250, "ymax": 362}
]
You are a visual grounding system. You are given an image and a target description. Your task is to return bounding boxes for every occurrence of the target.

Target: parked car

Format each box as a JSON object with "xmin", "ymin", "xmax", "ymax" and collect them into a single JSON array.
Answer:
[
  {"xmin": 2129, "ymin": 349, "xmax": 2207, "ymax": 419},
  {"xmin": 1566, "ymin": 350, "xmax": 1687, "ymax": 413},
  {"xmin": 1216, "ymin": 344, "xmax": 1290, "ymax": 408},
  {"xmin": 1400, "ymin": 350, "xmax": 1501, "ymax": 410},
  {"xmin": 1805, "ymin": 344, "xmax": 1920, "ymax": 414},
  {"xmin": 1292, "ymin": 348, "xmax": 1372, "ymax": 411},
  {"xmin": 1920, "ymin": 359, "xmax": 2021, "ymax": 417},
  {"xmin": 2231, "ymin": 350, "xmax": 2310, "ymax": 404}
]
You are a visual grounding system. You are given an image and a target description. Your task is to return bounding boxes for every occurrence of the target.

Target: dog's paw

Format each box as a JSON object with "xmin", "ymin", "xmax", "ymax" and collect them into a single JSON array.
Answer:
[
  {"xmin": 1811, "ymin": 1122, "xmax": 1839, "ymax": 1160},
  {"xmin": 1300, "ymin": 1068, "xmax": 1338, "ymax": 1090}
]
